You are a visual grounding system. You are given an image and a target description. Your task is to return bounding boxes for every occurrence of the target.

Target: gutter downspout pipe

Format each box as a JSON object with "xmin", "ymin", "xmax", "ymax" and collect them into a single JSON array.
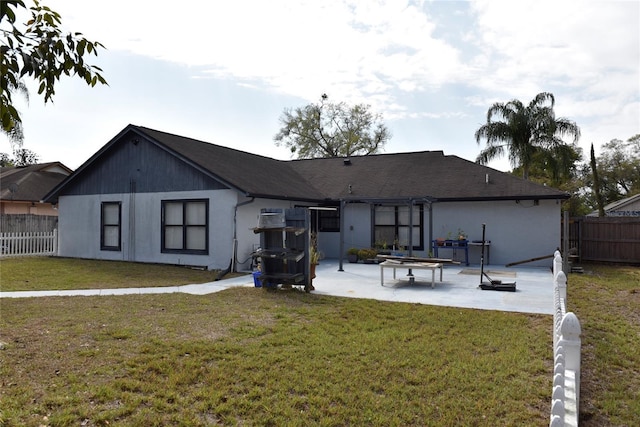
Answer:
[
  {"xmin": 233, "ymin": 196, "xmax": 255, "ymax": 272},
  {"xmin": 338, "ymin": 199, "xmax": 347, "ymax": 271}
]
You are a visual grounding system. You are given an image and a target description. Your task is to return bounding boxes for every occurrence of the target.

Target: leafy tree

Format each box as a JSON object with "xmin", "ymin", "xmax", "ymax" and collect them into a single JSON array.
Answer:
[
  {"xmin": 1, "ymin": 0, "xmax": 108, "ymax": 143},
  {"xmin": 12, "ymin": 147, "xmax": 39, "ymax": 165},
  {"xmin": 274, "ymin": 94, "xmax": 391, "ymax": 158},
  {"xmin": 0, "ymin": 152, "xmax": 12, "ymax": 166},
  {"xmin": 0, "ymin": 146, "xmax": 39, "ymax": 166},
  {"xmin": 575, "ymin": 135, "xmax": 639, "ymax": 215},
  {"xmin": 596, "ymin": 135, "xmax": 640, "ymax": 199},
  {"xmin": 475, "ymin": 92, "xmax": 581, "ymax": 180},
  {"xmin": 512, "ymin": 142, "xmax": 582, "ymax": 187}
]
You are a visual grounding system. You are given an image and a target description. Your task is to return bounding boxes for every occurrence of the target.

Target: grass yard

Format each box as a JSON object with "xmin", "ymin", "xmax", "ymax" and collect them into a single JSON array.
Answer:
[
  {"xmin": 0, "ymin": 257, "xmax": 232, "ymax": 292},
  {"xmin": 0, "ymin": 257, "xmax": 638, "ymax": 426},
  {"xmin": 566, "ymin": 264, "xmax": 640, "ymax": 426},
  {"xmin": 0, "ymin": 290, "xmax": 550, "ymax": 426}
]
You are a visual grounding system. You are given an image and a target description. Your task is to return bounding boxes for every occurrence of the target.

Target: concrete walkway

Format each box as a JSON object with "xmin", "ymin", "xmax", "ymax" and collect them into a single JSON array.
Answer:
[{"xmin": 0, "ymin": 259, "xmax": 554, "ymax": 315}]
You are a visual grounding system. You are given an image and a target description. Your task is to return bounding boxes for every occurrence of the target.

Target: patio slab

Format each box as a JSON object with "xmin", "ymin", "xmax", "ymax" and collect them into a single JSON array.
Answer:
[
  {"xmin": 308, "ymin": 260, "xmax": 554, "ymax": 315},
  {"xmin": 0, "ymin": 259, "xmax": 555, "ymax": 315}
]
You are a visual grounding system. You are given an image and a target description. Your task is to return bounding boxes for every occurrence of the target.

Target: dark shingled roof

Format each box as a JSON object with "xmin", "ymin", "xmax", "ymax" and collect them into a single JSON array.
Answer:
[
  {"xmin": 137, "ymin": 127, "xmax": 320, "ymax": 200},
  {"xmin": 46, "ymin": 125, "xmax": 570, "ymax": 203},
  {"xmin": 288, "ymin": 151, "xmax": 569, "ymax": 201},
  {"xmin": 1, "ymin": 162, "xmax": 72, "ymax": 202},
  {"xmin": 136, "ymin": 126, "xmax": 568, "ymax": 202}
]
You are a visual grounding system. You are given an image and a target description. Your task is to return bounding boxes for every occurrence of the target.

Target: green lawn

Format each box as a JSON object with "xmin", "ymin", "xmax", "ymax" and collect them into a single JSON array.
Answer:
[
  {"xmin": 0, "ymin": 257, "xmax": 637, "ymax": 426},
  {"xmin": 0, "ymin": 257, "xmax": 231, "ymax": 292},
  {"xmin": 566, "ymin": 265, "xmax": 640, "ymax": 426}
]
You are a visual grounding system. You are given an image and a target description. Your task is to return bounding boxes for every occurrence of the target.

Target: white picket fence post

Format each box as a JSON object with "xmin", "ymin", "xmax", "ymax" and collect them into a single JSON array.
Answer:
[
  {"xmin": 551, "ymin": 251, "xmax": 581, "ymax": 427},
  {"xmin": 0, "ymin": 230, "xmax": 58, "ymax": 257}
]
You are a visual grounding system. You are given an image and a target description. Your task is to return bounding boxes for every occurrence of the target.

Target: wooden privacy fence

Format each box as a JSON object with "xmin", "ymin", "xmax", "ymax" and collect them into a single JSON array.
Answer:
[
  {"xmin": 565, "ymin": 216, "xmax": 640, "ymax": 264},
  {"xmin": 0, "ymin": 214, "xmax": 58, "ymax": 233},
  {"xmin": 550, "ymin": 251, "xmax": 581, "ymax": 427},
  {"xmin": 0, "ymin": 230, "xmax": 58, "ymax": 257}
]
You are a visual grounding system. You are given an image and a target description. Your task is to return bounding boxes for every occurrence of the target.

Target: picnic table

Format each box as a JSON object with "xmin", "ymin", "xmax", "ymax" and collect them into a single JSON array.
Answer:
[{"xmin": 380, "ymin": 260, "xmax": 443, "ymax": 288}]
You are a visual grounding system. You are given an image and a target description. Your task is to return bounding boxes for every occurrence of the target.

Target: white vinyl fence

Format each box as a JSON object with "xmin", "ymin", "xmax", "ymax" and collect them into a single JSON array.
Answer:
[
  {"xmin": 550, "ymin": 251, "xmax": 582, "ymax": 427},
  {"xmin": 0, "ymin": 230, "xmax": 58, "ymax": 257}
]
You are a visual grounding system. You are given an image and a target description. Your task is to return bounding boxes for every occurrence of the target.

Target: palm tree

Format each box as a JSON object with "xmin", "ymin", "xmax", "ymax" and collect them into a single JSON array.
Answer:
[
  {"xmin": 2, "ymin": 81, "xmax": 29, "ymax": 146},
  {"xmin": 475, "ymin": 92, "xmax": 581, "ymax": 180}
]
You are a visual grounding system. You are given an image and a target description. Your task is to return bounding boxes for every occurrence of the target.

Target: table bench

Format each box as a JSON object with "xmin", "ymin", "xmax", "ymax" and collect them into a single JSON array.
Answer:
[{"xmin": 380, "ymin": 260, "xmax": 443, "ymax": 288}]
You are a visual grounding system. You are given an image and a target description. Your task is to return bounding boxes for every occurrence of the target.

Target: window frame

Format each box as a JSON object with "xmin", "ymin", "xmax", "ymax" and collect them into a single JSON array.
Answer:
[
  {"xmin": 310, "ymin": 205, "xmax": 341, "ymax": 233},
  {"xmin": 100, "ymin": 201, "xmax": 122, "ymax": 251},
  {"xmin": 373, "ymin": 204, "xmax": 424, "ymax": 251},
  {"xmin": 161, "ymin": 199, "xmax": 209, "ymax": 255}
]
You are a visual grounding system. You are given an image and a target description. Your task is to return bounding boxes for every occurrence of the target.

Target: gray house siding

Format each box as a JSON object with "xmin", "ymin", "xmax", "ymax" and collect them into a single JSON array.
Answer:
[
  {"xmin": 61, "ymin": 132, "xmax": 227, "ymax": 196},
  {"xmin": 58, "ymin": 189, "xmax": 238, "ymax": 269}
]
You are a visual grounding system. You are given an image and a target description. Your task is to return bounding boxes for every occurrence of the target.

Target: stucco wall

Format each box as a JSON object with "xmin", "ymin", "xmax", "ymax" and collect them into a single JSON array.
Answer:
[
  {"xmin": 431, "ymin": 200, "xmax": 560, "ymax": 266},
  {"xmin": 1, "ymin": 201, "xmax": 58, "ymax": 216},
  {"xmin": 318, "ymin": 199, "xmax": 561, "ymax": 267},
  {"xmin": 57, "ymin": 189, "xmax": 238, "ymax": 270},
  {"xmin": 234, "ymin": 198, "xmax": 317, "ymax": 272},
  {"xmin": 57, "ymin": 192, "xmax": 561, "ymax": 271}
]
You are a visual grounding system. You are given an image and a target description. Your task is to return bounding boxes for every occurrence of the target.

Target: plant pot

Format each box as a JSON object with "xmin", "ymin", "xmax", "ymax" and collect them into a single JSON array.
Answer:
[{"xmin": 347, "ymin": 254, "xmax": 358, "ymax": 263}]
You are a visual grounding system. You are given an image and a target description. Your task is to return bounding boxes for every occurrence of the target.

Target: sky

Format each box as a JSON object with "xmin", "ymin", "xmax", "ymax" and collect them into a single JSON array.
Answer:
[{"xmin": 2, "ymin": 0, "xmax": 639, "ymax": 172}]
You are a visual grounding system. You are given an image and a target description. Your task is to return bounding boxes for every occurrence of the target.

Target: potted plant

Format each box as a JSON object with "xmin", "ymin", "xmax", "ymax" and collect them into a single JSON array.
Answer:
[
  {"xmin": 347, "ymin": 247, "xmax": 359, "ymax": 263},
  {"xmin": 309, "ymin": 233, "xmax": 322, "ymax": 290},
  {"xmin": 375, "ymin": 240, "xmax": 391, "ymax": 256},
  {"xmin": 457, "ymin": 228, "xmax": 468, "ymax": 246},
  {"xmin": 358, "ymin": 248, "xmax": 378, "ymax": 264},
  {"xmin": 445, "ymin": 232, "xmax": 454, "ymax": 246}
]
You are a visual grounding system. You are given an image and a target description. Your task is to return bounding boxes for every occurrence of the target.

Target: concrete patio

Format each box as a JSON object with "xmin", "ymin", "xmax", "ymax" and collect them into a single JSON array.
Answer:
[
  {"xmin": 307, "ymin": 260, "xmax": 554, "ymax": 314},
  {"xmin": 0, "ymin": 259, "xmax": 555, "ymax": 315}
]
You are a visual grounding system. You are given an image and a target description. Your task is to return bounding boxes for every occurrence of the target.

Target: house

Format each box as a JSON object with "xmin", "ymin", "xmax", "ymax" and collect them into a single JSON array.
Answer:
[
  {"xmin": 588, "ymin": 193, "xmax": 640, "ymax": 217},
  {"xmin": 44, "ymin": 124, "xmax": 569, "ymax": 270},
  {"xmin": 1, "ymin": 162, "xmax": 72, "ymax": 215}
]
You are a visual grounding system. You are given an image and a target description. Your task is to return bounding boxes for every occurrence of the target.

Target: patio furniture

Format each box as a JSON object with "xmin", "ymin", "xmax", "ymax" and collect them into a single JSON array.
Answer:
[
  {"xmin": 380, "ymin": 260, "xmax": 443, "ymax": 288},
  {"xmin": 432, "ymin": 240, "xmax": 470, "ymax": 265}
]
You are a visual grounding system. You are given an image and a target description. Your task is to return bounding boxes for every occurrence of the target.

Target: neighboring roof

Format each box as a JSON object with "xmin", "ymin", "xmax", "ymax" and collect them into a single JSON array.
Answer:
[
  {"xmin": 603, "ymin": 193, "xmax": 640, "ymax": 211},
  {"xmin": 1, "ymin": 162, "xmax": 72, "ymax": 203},
  {"xmin": 46, "ymin": 124, "xmax": 570, "ymax": 203},
  {"xmin": 588, "ymin": 193, "xmax": 640, "ymax": 216}
]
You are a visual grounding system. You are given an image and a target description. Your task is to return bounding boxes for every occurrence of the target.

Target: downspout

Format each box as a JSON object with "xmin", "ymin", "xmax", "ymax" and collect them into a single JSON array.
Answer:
[
  {"xmin": 233, "ymin": 196, "xmax": 255, "ymax": 272},
  {"xmin": 338, "ymin": 199, "xmax": 346, "ymax": 271},
  {"xmin": 428, "ymin": 200, "xmax": 433, "ymax": 255},
  {"xmin": 408, "ymin": 198, "xmax": 414, "ymax": 257}
]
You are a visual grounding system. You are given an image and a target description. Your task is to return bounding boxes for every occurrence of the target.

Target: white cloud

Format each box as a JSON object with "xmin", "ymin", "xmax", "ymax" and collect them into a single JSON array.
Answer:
[{"xmin": 4, "ymin": 0, "xmax": 638, "ymax": 169}]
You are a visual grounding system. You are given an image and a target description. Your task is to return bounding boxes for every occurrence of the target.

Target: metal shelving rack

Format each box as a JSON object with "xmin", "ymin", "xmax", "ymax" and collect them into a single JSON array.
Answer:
[{"xmin": 252, "ymin": 208, "xmax": 311, "ymax": 292}]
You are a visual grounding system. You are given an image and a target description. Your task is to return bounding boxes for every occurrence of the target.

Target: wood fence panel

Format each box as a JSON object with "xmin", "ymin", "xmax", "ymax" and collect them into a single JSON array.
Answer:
[
  {"xmin": 570, "ymin": 217, "xmax": 640, "ymax": 264},
  {"xmin": 0, "ymin": 214, "xmax": 58, "ymax": 233}
]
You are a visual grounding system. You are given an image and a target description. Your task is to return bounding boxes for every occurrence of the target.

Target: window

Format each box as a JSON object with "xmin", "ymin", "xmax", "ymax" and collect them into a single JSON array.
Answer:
[
  {"xmin": 310, "ymin": 206, "xmax": 340, "ymax": 232},
  {"xmin": 373, "ymin": 204, "xmax": 423, "ymax": 250},
  {"xmin": 161, "ymin": 199, "xmax": 208, "ymax": 254},
  {"xmin": 101, "ymin": 202, "xmax": 121, "ymax": 251}
]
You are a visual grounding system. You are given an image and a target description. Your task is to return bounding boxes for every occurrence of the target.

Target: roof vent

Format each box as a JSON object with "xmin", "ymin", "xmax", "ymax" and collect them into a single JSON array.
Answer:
[
  {"xmin": 343, "ymin": 158, "xmax": 351, "ymax": 165},
  {"xmin": 485, "ymin": 173, "xmax": 490, "ymax": 184}
]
